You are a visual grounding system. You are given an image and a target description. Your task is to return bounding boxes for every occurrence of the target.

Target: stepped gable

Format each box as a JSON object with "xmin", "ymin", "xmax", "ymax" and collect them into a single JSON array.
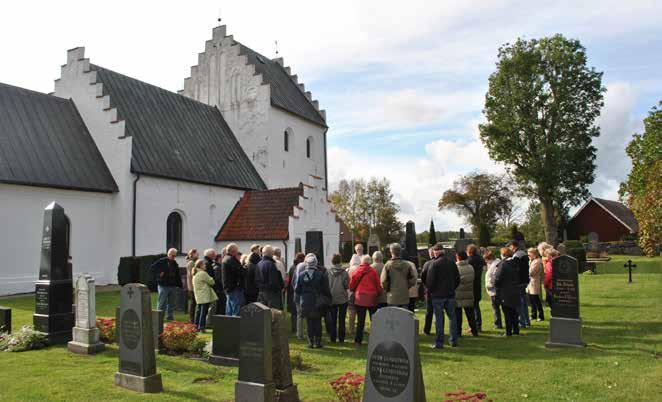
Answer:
[
  {"xmin": 89, "ymin": 63, "xmax": 266, "ymax": 191},
  {"xmin": 0, "ymin": 82, "xmax": 118, "ymax": 193},
  {"xmin": 215, "ymin": 185, "xmax": 304, "ymax": 241}
]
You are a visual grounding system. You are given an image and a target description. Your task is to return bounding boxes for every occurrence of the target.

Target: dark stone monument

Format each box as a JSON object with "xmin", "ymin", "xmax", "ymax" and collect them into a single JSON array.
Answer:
[
  {"xmin": 116, "ymin": 307, "xmax": 164, "ymax": 353},
  {"xmin": 546, "ymin": 255, "xmax": 585, "ymax": 348},
  {"xmin": 0, "ymin": 307, "xmax": 11, "ymax": 333},
  {"xmin": 363, "ymin": 307, "xmax": 426, "ymax": 402},
  {"xmin": 459, "ymin": 228, "xmax": 465, "ymax": 239},
  {"xmin": 405, "ymin": 221, "xmax": 419, "ymax": 268},
  {"xmin": 271, "ymin": 309, "xmax": 299, "ymax": 402},
  {"xmin": 305, "ymin": 231, "xmax": 324, "ymax": 266},
  {"xmin": 235, "ymin": 303, "xmax": 275, "ymax": 402},
  {"xmin": 453, "ymin": 227, "xmax": 473, "ymax": 255},
  {"xmin": 209, "ymin": 314, "xmax": 241, "ymax": 366},
  {"xmin": 114, "ymin": 284, "xmax": 163, "ymax": 393},
  {"xmin": 68, "ymin": 274, "xmax": 105, "ymax": 354},
  {"xmin": 33, "ymin": 202, "xmax": 74, "ymax": 345}
]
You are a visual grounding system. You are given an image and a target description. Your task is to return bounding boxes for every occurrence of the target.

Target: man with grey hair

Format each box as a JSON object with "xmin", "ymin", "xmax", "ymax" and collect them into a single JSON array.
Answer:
[
  {"xmin": 150, "ymin": 248, "xmax": 183, "ymax": 321},
  {"xmin": 380, "ymin": 243, "xmax": 416, "ymax": 308},
  {"xmin": 222, "ymin": 243, "xmax": 245, "ymax": 316},
  {"xmin": 256, "ymin": 245, "xmax": 285, "ymax": 309}
]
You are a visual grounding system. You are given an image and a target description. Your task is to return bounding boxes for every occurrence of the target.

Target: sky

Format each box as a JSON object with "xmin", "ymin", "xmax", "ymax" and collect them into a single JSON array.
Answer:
[{"xmin": 1, "ymin": 0, "xmax": 660, "ymax": 232}]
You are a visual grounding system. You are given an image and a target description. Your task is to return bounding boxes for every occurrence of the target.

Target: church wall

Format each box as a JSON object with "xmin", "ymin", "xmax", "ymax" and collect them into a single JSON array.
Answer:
[{"xmin": 0, "ymin": 184, "xmax": 115, "ymax": 295}]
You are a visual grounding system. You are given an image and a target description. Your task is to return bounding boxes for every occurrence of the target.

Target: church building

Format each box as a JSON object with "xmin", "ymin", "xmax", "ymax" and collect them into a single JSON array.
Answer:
[{"xmin": 0, "ymin": 25, "xmax": 339, "ymax": 295}]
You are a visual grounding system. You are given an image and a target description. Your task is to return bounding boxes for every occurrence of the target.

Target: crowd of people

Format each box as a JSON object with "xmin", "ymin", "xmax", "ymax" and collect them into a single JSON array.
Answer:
[{"xmin": 149, "ymin": 238, "xmax": 563, "ymax": 350}]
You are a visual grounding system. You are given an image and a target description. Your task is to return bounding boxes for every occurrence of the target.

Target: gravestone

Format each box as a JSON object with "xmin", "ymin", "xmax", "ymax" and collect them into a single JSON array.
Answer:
[
  {"xmin": 209, "ymin": 314, "xmax": 241, "ymax": 366},
  {"xmin": 305, "ymin": 231, "xmax": 324, "ymax": 266},
  {"xmin": 271, "ymin": 309, "xmax": 299, "ymax": 402},
  {"xmin": 68, "ymin": 274, "xmax": 105, "ymax": 354},
  {"xmin": 116, "ymin": 307, "xmax": 164, "ymax": 352},
  {"xmin": 235, "ymin": 303, "xmax": 275, "ymax": 402},
  {"xmin": 405, "ymin": 221, "xmax": 419, "ymax": 268},
  {"xmin": 363, "ymin": 307, "xmax": 426, "ymax": 402},
  {"xmin": 114, "ymin": 284, "xmax": 163, "ymax": 393},
  {"xmin": 546, "ymin": 255, "xmax": 585, "ymax": 348},
  {"xmin": 0, "ymin": 307, "xmax": 11, "ymax": 333},
  {"xmin": 33, "ymin": 202, "xmax": 74, "ymax": 345},
  {"xmin": 368, "ymin": 233, "xmax": 381, "ymax": 257},
  {"xmin": 453, "ymin": 227, "xmax": 472, "ymax": 255},
  {"xmin": 586, "ymin": 232, "xmax": 600, "ymax": 258}
]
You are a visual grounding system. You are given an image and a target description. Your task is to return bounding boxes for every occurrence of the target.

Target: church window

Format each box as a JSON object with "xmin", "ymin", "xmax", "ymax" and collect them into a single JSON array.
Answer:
[
  {"xmin": 306, "ymin": 137, "xmax": 312, "ymax": 158},
  {"xmin": 166, "ymin": 211, "xmax": 183, "ymax": 251},
  {"xmin": 284, "ymin": 130, "xmax": 289, "ymax": 152}
]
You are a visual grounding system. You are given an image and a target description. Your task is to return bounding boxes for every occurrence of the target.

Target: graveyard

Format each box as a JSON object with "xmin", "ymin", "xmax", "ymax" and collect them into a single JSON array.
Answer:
[{"xmin": 0, "ymin": 254, "xmax": 660, "ymax": 401}]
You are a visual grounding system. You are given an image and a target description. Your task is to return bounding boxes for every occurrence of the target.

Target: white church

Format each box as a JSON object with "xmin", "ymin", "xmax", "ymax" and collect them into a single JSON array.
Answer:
[{"xmin": 0, "ymin": 25, "xmax": 340, "ymax": 295}]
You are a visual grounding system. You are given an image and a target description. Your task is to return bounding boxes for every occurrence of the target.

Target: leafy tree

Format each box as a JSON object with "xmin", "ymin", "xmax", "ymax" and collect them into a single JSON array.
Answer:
[
  {"xmin": 479, "ymin": 34, "xmax": 605, "ymax": 245},
  {"xmin": 438, "ymin": 172, "xmax": 513, "ymax": 246},
  {"xmin": 619, "ymin": 102, "xmax": 662, "ymax": 256},
  {"xmin": 428, "ymin": 220, "xmax": 437, "ymax": 245},
  {"xmin": 520, "ymin": 202, "xmax": 546, "ymax": 245}
]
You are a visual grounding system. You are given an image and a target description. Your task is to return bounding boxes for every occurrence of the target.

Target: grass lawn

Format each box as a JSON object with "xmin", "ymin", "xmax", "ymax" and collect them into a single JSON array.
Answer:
[{"xmin": 0, "ymin": 256, "xmax": 660, "ymax": 401}]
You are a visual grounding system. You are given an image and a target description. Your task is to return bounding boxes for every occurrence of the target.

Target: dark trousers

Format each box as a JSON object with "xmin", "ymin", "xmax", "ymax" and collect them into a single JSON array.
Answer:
[
  {"xmin": 474, "ymin": 297, "xmax": 482, "ymax": 330},
  {"xmin": 408, "ymin": 297, "xmax": 417, "ymax": 313},
  {"xmin": 290, "ymin": 310, "xmax": 298, "ymax": 332},
  {"xmin": 188, "ymin": 291, "xmax": 197, "ymax": 323},
  {"xmin": 195, "ymin": 303, "xmax": 210, "ymax": 331},
  {"xmin": 455, "ymin": 307, "xmax": 477, "ymax": 336},
  {"xmin": 490, "ymin": 296, "xmax": 503, "ymax": 328},
  {"xmin": 424, "ymin": 297, "xmax": 434, "ymax": 334},
  {"xmin": 529, "ymin": 294, "xmax": 544, "ymax": 320},
  {"xmin": 519, "ymin": 286, "xmax": 530, "ymax": 327},
  {"xmin": 246, "ymin": 292, "xmax": 258, "ymax": 304},
  {"xmin": 503, "ymin": 305, "xmax": 520, "ymax": 335},
  {"xmin": 545, "ymin": 288, "xmax": 553, "ymax": 308},
  {"xmin": 307, "ymin": 317, "xmax": 322, "ymax": 342},
  {"xmin": 327, "ymin": 303, "xmax": 348, "ymax": 342},
  {"xmin": 355, "ymin": 305, "xmax": 376, "ymax": 344}
]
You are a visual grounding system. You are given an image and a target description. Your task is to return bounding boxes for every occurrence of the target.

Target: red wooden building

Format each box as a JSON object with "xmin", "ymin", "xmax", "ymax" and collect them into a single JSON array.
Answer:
[{"xmin": 567, "ymin": 197, "xmax": 638, "ymax": 242}]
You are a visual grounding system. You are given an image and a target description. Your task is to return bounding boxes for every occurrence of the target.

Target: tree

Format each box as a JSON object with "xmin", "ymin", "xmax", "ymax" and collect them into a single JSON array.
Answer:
[
  {"xmin": 619, "ymin": 102, "xmax": 662, "ymax": 256},
  {"xmin": 438, "ymin": 172, "xmax": 513, "ymax": 246},
  {"xmin": 519, "ymin": 202, "xmax": 546, "ymax": 245},
  {"xmin": 479, "ymin": 34, "xmax": 605, "ymax": 245},
  {"xmin": 428, "ymin": 220, "xmax": 437, "ymax": 246}
]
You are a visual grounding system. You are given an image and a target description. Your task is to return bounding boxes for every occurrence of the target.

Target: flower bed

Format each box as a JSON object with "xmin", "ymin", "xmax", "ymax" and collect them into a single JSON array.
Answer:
[
  {"xmin": 96, "ymin": 318, "xmax": 116, "ymax": 343},
  {"xmin": 0, "ymin": 326, "xmax": 48, "ymax": 352},
  {"xmin": 160, "ymin": 321, "xmax": 199, "ymax": 354},
  {"xmin": 330, "ymin": 372, "xmax": 364, "ymax": 402}
]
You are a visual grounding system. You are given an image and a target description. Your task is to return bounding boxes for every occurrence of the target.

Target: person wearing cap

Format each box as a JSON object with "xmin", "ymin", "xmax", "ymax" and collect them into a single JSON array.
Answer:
[{"xmin": 295, "ymin": 253, "xmax": 331, "ymax": 348}]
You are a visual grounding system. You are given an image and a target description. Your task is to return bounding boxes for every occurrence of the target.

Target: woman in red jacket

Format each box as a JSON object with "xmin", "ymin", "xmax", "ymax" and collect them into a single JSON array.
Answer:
[
  {"xmin": 543, "ymin": 248, "xmax": 559, "ymax": 308},
  {"xmin": 349, "ymin": 255, "xmax": 383, "ymax": 345}
]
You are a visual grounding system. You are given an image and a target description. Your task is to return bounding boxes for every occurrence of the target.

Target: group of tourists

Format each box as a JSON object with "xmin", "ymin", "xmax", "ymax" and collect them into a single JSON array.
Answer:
[{"xmin": 150, "ymin": 238, "xmax": 564, "ymax": 350}]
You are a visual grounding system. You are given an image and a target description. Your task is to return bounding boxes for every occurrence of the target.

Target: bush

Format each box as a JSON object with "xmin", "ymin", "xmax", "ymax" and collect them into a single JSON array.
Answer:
[
  {"xmin": 160, "ymin": 321, "xmax": 198, "ymax": 354},
  {"xmin": 97, "ymin": 318, "xmax": 116, "ymax": 343},
  {"xmin": 330, "ymin": 372, "xmax": 364, "ymax": 402},
  {"xmin": 189, "ymin": 338, "xmax": 208, "ymax": 358},
  {"xmin": 0, "ymin": 326, "xmax": 48, "ymax": 352}
]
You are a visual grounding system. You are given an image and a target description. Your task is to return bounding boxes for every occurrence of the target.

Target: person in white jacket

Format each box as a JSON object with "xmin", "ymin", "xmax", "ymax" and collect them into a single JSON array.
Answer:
[{"xmin": 484, "ymin": 250, "xmax": 503, "ymax": 329}]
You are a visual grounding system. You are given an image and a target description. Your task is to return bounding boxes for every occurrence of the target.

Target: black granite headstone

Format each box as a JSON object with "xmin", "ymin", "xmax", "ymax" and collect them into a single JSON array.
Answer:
[
  {"xmin": 546, "ymin": 255, "xmax": 585, "ymax": 348},
  {"xmin": 209, "ymin": 315, "xmax": 240, "ymax": 366},
  {"xmin": 33, "ymin": 202, "xmax": 74, "ymax": 345},
  {"xmin": 271, "ymin": 309, "xmax": 299, "ymax": 402},
  {"xmin": 305, "ymin": 231, "xmax": 324, "ymax": 266},
  {"xmin": 114, "ymin": 284, "xmax": 162, "ymax": 393},
  {"xmin": 405, "ymin": 221, "xmax": 419, "ymax": 268},
  {"xmin": 235, "ymin": 303, "xmax": 275, "ymax": 402},
  {"xmin": 0, "ymin": 307, "xmax": 11, "ymax": 333}
]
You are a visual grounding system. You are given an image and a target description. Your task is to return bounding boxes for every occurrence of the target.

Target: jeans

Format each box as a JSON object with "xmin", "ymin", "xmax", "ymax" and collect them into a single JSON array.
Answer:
[
  {"xmin": 195, "ymin": 303, "xmax": 210, "ymax": 331},
  {"xmin": 518, "ymin": 286, "xmax": 530, "ymax": 327},
  {"xmin": 327, "ymin": 303, "xmax": 348, "ymax": 342},
  {"xmin": 157, "ymin": 285, "xmax": 177, "ymax": 320},
  {"xmin": 226, "ymin": 288, "xmax": 245, "ymax": 317},
  {"xmin": 529, "ymin": 294, "xmax": 544, "ymax": 320},
  {"xmin": 503, "ymin": 305, "xmax": 520, "ymax": 335},
  {"xmin": 455, "ymin": 306, "xmax": 477, "ymax": 337},
  {"xmin": 424, "ymin": 297, "xmax": 434, "ymax": 334},
  {"xmin": 187, "ymin": 291, "xmax": 197, "ymax": 323},
  {"xmin": 474, "ymin": 297, "xmax": 482, "ymax": 330},
  {"xmin": 296, "ymin": 303, "xmax": 306, "ymax": 339},
  {"xmin": 354, "ymin": 305, "xmax": 376, "ymax": 344},
  {"xmin": 490, "ymin": 296, "xmax": 503, "ymax": 328},
  {"xmin": 431, "ymin": 298, "xmax": 458, "ymax": 347}
]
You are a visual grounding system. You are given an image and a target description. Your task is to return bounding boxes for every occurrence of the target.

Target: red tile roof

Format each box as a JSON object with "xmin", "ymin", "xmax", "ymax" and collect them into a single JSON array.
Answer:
[{"xmin": 215, "ymin": 186, "xmax": 303, "ymax": 241}]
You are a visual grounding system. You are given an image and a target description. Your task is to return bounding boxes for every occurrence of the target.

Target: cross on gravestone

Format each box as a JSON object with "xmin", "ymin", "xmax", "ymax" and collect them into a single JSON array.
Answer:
[
  {"xmin": 114, "ymin": 284, "xmax": 162, "ymax": 393},
  {"xmin": 545, "ymin": 255, "xmax": 585, "ymax": 348},
  {"xmin": 68, "ymin": 274, "xmax": 105, "ymax": 355},
  {"xmin": 624, "ymin": 259, "xmax": 637, "ymax": 284}
]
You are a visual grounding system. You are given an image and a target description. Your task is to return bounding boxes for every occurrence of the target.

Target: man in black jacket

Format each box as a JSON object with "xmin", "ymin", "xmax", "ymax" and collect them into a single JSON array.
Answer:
[
  {"xmin": 420, "ymin": 247, "xmax": 435, "ymax": 335},
  {"xmin": 509, "ymin": 240, "xmax": 531, "ymax": 328},
  {"xmin": 256, "ymin": 245, "xmax": 285, "ymax": 309},
  {"xmin": 495, "ymin": 247, "xmax": 520, "ymax": 336},
  {"xmin": 245, "ymin": 245, "xmax": 261, "ymax": 304},
  {"xmin": 467, "ymin": 244, "xmax": 486, "ymax": 332},
  {"xmin": 151, "ymin": 248, "xmax": 183, "ymax": 321},
  {"xmin": 425, "ymin": 243, "xmax": 461, "ymax": 349},
  {"xmin": 222, "ymin": 243, "xmax": 245, "ymax": 316}
]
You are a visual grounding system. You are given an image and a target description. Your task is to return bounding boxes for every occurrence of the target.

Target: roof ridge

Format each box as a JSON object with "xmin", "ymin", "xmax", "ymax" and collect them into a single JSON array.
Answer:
[{"xmin": 0, "ymin": 81, "xmax": 71, "ymax": 103}]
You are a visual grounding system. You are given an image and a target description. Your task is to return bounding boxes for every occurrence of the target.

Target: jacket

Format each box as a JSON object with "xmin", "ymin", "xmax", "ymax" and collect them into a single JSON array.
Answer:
[
  {"xmin": 152, "ymin": 257, "xmax": 183, "ymax": 288},
  {"xmin": 494, "ymin": 258, "xmax": 520, "ymax": 308},
  {"xmin": 256, "ymin": 256, "xmax": 285, "ymax": 292},
  {"xmin": 513, "ymin": 249, "xmax": 530, "ymax": 286},
  {"xmin": 222, "ymin": 254, "xmax": 244, "ymax": 293},
  {"xmin": 544, "ymin": 258, "xmax": 554, "ymax": 289},
  {"xmin": 286, "ymin": 263, "xmax": 298, "ymax": 313},
  {"xmin": 349, "ymin": 263, "xmax": 383, "ymax": 307},
  {"xmin": 381, "ymin": 258, "xmax": 416, "ymax": 306},
  {"xmin": 455, "ymin": 260, "xmax": 475, "ymax": 307},
  {"xmin": 295, "ymin": 266, "xmax": 330, "ymax": 318},
  {"xmin": 425, "ymin": 256, "xmax": 460, "ymax": 299},
  {"xmin": 407, "ymin": 262, "xmax": 419, "ymax": 298},
  {"xmin": 468, "ymin": 254, "xmax": 486, "ymax": 301},
  {"xmin": 371, "ymin": 263, "xmax": 387, "ymax": 304},
  {"xmin": 527, "ymin": 258, "xmax": 543, "ymax": 295},
  {"xmin": 420, "ymin": 260, "xmax": 432, "ymax": 296},
  {"xmin": 185, "ymin": 257, "xmax": 197, "ymax": 291},
  {"xmin": 327, "ymin": 264, "xmax": 350, "ymax": 305},
  {"xmin": 245, "ymin": 253, "xmax": 260, "ymax": 297},
  {"xmin": 485, "ymin": 258, "xmax": 501, "ymax": 297},
  {"xmin": 193, "ymin": 268, "xmax": 218, "ymax": 305}
]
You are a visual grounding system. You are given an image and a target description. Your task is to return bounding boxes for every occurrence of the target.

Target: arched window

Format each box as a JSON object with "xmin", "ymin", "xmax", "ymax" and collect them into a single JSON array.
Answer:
[
  {"xmin": 284, "ymin": 130, "xmax": 289, "ymax": 152},
  {"xmin": 166, "ymin": 212, "xmax": 183, "ymax": 251},
  {"xmin": 306, "ymin": 137, "xmax": 312, "ymax": 158}
]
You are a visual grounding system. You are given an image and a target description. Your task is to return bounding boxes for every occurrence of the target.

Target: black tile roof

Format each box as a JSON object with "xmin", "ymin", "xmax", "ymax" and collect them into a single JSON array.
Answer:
[
  {"xmin": 237, "ymin": 43, "xmax": 327, "ymax": 127},
  {"xmin": 90, "ymin": 65, "xmax": 266, "ymax": 191},
  {"xmin": 0, "ymin": 82, "xmax": 118, "ymax": 193}
]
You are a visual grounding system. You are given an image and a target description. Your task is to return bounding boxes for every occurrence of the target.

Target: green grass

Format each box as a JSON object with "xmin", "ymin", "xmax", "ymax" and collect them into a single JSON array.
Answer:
[{"xmin": 0, "ymin": 256, "xmax": 660, "ymax": 401}]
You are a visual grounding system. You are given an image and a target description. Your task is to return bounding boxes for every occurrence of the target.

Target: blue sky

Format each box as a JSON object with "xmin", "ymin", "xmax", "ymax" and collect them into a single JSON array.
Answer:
[{"xmin": 1, "ymin": 0, "xmax": 660, "ymax": 231}]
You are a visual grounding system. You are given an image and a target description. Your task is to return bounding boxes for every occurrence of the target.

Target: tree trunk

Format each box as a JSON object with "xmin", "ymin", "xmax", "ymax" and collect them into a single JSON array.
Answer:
[{"xmin": 539, "ymin": 197, "xmax": 559, "ymax": 246}]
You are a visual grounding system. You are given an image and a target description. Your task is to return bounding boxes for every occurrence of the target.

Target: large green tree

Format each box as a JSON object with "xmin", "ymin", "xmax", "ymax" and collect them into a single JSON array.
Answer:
[
  {"xmin": 438, "ymin": 172, "xmax": 513, "ymax": 246},
  {"xmin": 619, "ymin": 102, "xmax": 662, "ymax": 256},
  {"xmin": 479, "ymin": 34, "xmax": 605, "ymax": 245}
]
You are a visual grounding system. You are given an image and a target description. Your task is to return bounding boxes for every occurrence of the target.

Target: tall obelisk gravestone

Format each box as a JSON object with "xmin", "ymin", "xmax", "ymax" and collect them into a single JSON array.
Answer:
[
  {"xmin": 33, "ymin": 202, "xmax": 74, "ymax": 344},
  {"xmin": 68, "ymin": 274, "xmax": 105, "ymax": 354},
  {"xmin": 115, "ymin": 284, "xmax": 163, "ymax": 393},
  {"xmin": 546, "ymin": 255, "xmax": 586, "ymax": 348}
]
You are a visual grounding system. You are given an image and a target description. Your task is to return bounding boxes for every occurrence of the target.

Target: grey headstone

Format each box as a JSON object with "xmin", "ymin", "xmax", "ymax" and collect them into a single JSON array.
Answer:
[
  {"xmin": 546, "ymin": 255, "xmax": 585, "ymax": 348},
  {"xmin": 363, "ymin": 307, "xmax": 426, "ymax": 402},
  {"xmin": 235, "ymin": 303, "xmax": 275, "ymax": 402},
  {"xmin": 68, "ymin": 274, "xmax": 105, "ymax": 354},
  {"xmin": 33, "ymin": 202, "xmax": 74, "ymax": 345},
  {"xmin": 114, "ymin": 284, "xmax": 163, "ymax": 393},
  {"xmin": 0, "ymin": 307, "xmax": 11, "ymax": 333},
  {"xmin": 209, "ymin": 315, "xmax": 240, "ymax": 366},
  {"xmin": 271, "ymin": 309, "xmax": 299, "ymax": 401},
  {"xmin": 115, "ymin": 307, "xmax": 164, "ymax": 352}
]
